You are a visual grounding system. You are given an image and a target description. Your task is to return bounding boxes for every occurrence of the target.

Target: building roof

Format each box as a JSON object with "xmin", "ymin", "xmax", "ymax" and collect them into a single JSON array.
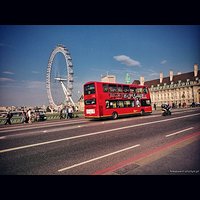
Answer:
[
  {"xmin": 144, "ymin": 70, "xmax": 200, "ymax": 87},
  {"xmin": 132, "ymin": 80, "xmax": 140, "ymax": 85}
]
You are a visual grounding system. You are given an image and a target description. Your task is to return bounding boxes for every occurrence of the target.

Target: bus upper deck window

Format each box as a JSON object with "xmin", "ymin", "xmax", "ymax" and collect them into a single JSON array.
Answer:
[
  {"xmin": 84, "ymin": 83, "xmax": 95, "ymax": 95},
  {"xmin": 123, "ymin": 85, "xmax": 130, "ymax": 93},
  {"xmin": 109, "ymin": 84, "xmax": 117, "ymax": 93},
  {"xmin": 143, "ymin": 88, "xmax": 148, "ymax": 94},
  {"xmin": 118, "ymin": 85, "xmax": 123, "ymax": 93}
]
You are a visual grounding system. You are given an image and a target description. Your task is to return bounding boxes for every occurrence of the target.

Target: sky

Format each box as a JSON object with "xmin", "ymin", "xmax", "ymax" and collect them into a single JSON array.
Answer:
[{"xmin": 0, "ymin": 25, "xmax": 200, "ymax": 107}]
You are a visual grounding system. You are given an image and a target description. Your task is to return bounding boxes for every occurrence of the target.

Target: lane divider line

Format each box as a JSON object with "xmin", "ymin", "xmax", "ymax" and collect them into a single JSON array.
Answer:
[
  {"xmin": 58, "ymin": 144, "xmax": 140, "ymax": 172},
  {"xmin": 165, "ymin": 127, "xmax": 194, "ymax": 137},
  {"xmin": 0, "ymin": 119, "xmax": 88, "ymax": 133}
]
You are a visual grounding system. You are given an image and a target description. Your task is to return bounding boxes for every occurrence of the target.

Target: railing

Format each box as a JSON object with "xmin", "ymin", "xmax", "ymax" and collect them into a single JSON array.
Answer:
[{"xmin": 0, "ymin": 112, "xmax": 84, "ymax": 125}]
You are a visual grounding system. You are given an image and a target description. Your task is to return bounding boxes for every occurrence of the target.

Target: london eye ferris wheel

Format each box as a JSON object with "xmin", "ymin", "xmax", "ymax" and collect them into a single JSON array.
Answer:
[{"xmin": 46, "ymin": 44, "xmax": 75, "ymax": 111}]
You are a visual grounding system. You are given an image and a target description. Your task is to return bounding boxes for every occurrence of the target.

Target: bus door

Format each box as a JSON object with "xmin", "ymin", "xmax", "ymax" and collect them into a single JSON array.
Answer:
[{"xmin": 99, "ymin": 105, "xmax": 103, "ymax": 117}]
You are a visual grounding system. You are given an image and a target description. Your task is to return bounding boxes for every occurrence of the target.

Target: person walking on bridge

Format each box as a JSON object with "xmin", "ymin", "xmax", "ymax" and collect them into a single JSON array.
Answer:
[
  {"xmin": 4, "ymin": 111, "xmax": 13, "ymax": 125},
  {"xmin": 153, "ymin": 103, "xmax": 157, "ymax": 110},
  {"xmin": 27, "ymin": 109, "xmax": 32, "ymax": 123}
]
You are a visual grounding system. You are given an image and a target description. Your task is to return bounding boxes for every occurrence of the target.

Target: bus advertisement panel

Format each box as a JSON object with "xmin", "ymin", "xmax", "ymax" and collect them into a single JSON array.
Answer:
[{"xmin": 84, "ymin": 81, "xmax": 152, "ymax": 119}]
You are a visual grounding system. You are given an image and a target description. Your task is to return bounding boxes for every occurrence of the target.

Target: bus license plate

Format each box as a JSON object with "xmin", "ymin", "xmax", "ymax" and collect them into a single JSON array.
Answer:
[{"xmin": 86, "ymin": 109, "xmax": 95, "ymax": 114}]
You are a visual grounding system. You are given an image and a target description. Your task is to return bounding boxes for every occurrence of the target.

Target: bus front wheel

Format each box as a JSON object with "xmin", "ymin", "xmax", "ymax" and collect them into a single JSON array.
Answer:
[{"xmin": 112, "ymin": 112, "xmax": 118, "ymax": 120}]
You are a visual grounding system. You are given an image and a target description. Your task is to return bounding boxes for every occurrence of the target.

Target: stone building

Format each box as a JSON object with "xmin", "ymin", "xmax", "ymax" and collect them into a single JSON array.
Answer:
[
  {"xmin": 77, "ymin": 94, "xmax": 84, "ymax": 112},
  {"xmin": 101, "ymin": 74, "xmax": 116, "ymax": 83},
  {"xmin": 143, "ymin": 64, "xmax": 200, "ymax": 107}
]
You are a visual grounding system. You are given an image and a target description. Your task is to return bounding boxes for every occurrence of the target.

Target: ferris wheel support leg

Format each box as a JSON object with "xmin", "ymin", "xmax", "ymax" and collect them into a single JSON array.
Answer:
[
  {"xmin": 69, "ymin": 96, "xmax": 76, "ymax": 108},
  {"xmin": 60, "ymin": 81, "xmax": 75, "ymax": 107},
  {"xmin": 60, "ymin": 81, "xmax": 69, "ymax": 101}
]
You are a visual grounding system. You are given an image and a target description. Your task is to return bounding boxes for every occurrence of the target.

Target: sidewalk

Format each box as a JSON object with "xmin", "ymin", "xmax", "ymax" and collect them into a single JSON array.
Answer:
[
  {"xmin": 126, "ymin": 139, "xmax": 200, "ymax": 175},
  {"xmin": 152, "ymin": 107, "xmax": 199, "ymax": 114}
]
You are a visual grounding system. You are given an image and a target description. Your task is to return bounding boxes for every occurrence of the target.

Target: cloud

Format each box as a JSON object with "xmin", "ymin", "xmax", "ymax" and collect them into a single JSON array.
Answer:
[
  {"xmin": 161, "ymin": 60, "xmax": 167, "ymax": 64},
  {"xmin": 0, "ymin": 77, "xmax": 15, "ymax": 82},
  {"xmin": 113, "ymin": 55, "xmax": 141, "ymax": 67},
  {"xmin": 2, "ymin": 71, "xmax": 14, "ymax": 75}
]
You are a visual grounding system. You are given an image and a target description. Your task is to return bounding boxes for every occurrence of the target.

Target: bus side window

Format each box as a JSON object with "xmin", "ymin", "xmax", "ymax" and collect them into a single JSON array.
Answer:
[
  {"xmin": 118, "ymin": 85, "xmax": 123, "ymax": 93},
  {"xmin": 136, "ymin": 88, "xmax": 142, "ymax": 94},
  {"xmin": 124, "ymin": 100, "xmax": 131, "ymax": 107},
  {"xmin": 130, "ymin": 87, "xmax": 134, "ymax": 93},
  {"xmin": 136, "ymin": 98, "xmax": 141, "ymax": 107},
  {"xmin": 143, "ymin": 87, "xmax": 148, "ymax": 94},
  {"xmin": 109, "ymin": 84, "xmax": 117, "ymax": 93},
  {"xmin": 112, "ymin": 101, "xmax": 117, "ymax": 108},
  {"xmin": 103, "ymin": 84, "xmax": 108, "ymax": 92},
  {"xmin": 106, "ymin": 100, "xmax": 109, "ymax": 108},
  {"xmin": 117, "ymin": 100, "xmax": 124, "ymax": 108},
  {"xmin": 109, "ymin": 101, "xmax": 113, "ymax": 108},
  {"xmin": 123, "ymin": 85, "xmax": 130, "ymax": 93}
]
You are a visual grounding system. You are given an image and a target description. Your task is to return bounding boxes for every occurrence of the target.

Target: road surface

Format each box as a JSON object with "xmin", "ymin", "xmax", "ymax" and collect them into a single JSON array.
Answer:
[{"xmin": 0, "ymin": 108, "xmax": 199, "ymax": 175}]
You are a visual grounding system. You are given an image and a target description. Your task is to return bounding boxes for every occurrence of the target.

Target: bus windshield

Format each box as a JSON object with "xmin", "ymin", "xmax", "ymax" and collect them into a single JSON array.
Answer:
[{"xmin": 84, "ymin": 83, "xmax": 95, "ymax": 95}]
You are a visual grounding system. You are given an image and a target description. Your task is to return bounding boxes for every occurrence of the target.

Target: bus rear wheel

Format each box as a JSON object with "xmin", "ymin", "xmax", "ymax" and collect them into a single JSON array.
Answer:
[
  {"xmin": 140, "ymin": 110, "xmax": 145, "ymax": 116},
  {"xmin": 112, "ymin": 112, "xmax": 118, "ymax": 120}
]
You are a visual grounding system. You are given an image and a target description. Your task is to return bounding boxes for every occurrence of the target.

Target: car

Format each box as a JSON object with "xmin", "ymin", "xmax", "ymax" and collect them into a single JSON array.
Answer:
[
  {"xmin": 0, "ymin": 112, "xmax": 8, "ymax": 117},
  {"xmin": 190, "ymin": 102, "xmax": 200, "ymax": 107},
  {"xmin": 34, "ymin": 111, "xmax": 47, "ymax": 121},
  {"xmin": 11, "ymin": 111, "xmax": 23, "ymax": 117},
  {"xmin": 195, "ymin": 102, "xmax": 200, "ymax": 107}
]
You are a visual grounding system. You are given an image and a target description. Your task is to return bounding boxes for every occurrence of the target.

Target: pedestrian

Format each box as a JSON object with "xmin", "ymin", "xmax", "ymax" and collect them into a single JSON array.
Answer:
[
  {"xmin": 4, "ymin": 111, "xmax": 13, "ymax": 125},
  {"xmin": 59, "ymin": 108, "xmax": 63, "ymax": 119},
  {"xmin": 27, "ymin": 109, "xmax": 32, "ymax": 123},
  {"xmin": 68, "ymin": 106, "xmax": 73, "ymax": 118},
  {"xmin": 65, "ymin": 106, "xmax": 69, "ymax": 119},
  {"xmin": 21, "ymin": 110, "xmax": 27, "ymax": 123},
  {"xmin": 153, "ymin": 103, "xmax": 157, "ymax": 110},
  {"xmin": 25, "ymin": 110, "xmax": 29, "ymax": 123}
]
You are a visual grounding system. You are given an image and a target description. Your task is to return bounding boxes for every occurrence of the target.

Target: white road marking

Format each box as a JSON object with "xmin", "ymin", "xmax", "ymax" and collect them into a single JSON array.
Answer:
[
  {"xmin": 58, "ymin": 144, "xmax": 140, "ymax": 172},
  {"xmin": 0, "ymin": 136, "xmax": 6, "ymax": 139},
  {"xmin": 0, "ymin": 124, "xmax": 86, "ymax": 139},
  {"xmin": 0, "ymin": 113, "xmax": 199, "ymax": 154},
  {"xmin": 165, "ymin": 127, "xmax": 194, "ymax": 137},
  {"xmin": 0, "ymin": 119, "xmax": 89, "ymax": 133}
]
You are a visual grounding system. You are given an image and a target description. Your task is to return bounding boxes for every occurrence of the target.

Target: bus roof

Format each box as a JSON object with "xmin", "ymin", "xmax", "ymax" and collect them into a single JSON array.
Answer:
[{"xmin": 84, "ymin": 81, "xmax": 148, "ymax": 88}]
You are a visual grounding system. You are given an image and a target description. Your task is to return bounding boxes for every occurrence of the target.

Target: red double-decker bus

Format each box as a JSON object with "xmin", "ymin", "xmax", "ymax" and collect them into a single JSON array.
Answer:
[{"xmin": 83, "ymin": 81, "xmax": 152, "ymax": 119}]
